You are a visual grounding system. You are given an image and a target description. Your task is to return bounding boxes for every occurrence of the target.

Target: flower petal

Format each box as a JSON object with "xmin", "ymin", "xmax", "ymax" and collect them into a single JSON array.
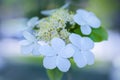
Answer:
[
  {"xmin": 27, "ymin": 17, "xmax": 39, "ymax": 27},
  {"xmin": 73, "ymin": 14, "xmax": 86, "ymax": 25},
  {"xmin": 60, "ymin": 44, "xmax": 74, "ymax": 58},
  {"xmin": 76, "ymin": 9, "xmax": 89, "ymax": 19},
  {"xmin": 81, "ymin": 37, "xmax": 94, "ymax": 50},
  {"xmin": 56, "ymin": 57, "xmax": 71, "ymax": 72},
  {"xmin": 21, "ymin": 44, "xmax": 34, "ymax": 55},
  {"xmin": 73, "ymin": 50, "xmax": 87, "ymax": 68},
  {"xmin": 19, "ymin": 40, "xmax": 31, "ymax": 46},
  {"xmin": 23, "ymin": 31, "xmax": 36, "ymax": 42},
  {"xmin": 61, "ymin": 2, "xmax": 70, "ymax": 9},
  {"xmin": 83, "ymin": 51, "xmax": 95, "ymax": 65},
  {"xmin": 80, "ymin": 25, "xmax": 91, "ymax": 35},
  {"xmin": 73, "ymin": 9, "xmax": 89, "ymax": 25},
  {"xmin": 51, "ymin": 38, "xmax": 65, "ymax": 52},
  {"xmin": 86, "ymin": 12, "xmax": 101, "ymax": 28},
  {"xmin": 32, "ymin": 44, "xmax": 41, "ymax": 56},
  {"xmin": 76, "ymin": 9, "xmax": 88, "ymax": 15},
  {"xmin": 41, "ymin": 9, "xmax": 57, "ymax": 16},
  {"xmin": 43, "ymin": 56, "xmax": 57, "ymax": 69},
  {"xmin": 40, "ymin": 45, "xmax": 56, "ymax": 56},
  {"xmin": 38, "ymin": 41, "xmax": 48, "ymax": 46},
  {"xmin": 69, "ymin": 33, "xmax": 82, "ymax": 49}
]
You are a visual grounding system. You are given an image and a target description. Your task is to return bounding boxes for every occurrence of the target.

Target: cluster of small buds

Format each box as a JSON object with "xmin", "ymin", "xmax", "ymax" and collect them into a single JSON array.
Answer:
[
  {"xmin": 20, "ymin": 8, "xmax": 101, "ymax": 72},
  {"xmin": 37, "ymin": 9, "xmax": 74, "ymax": 42}
]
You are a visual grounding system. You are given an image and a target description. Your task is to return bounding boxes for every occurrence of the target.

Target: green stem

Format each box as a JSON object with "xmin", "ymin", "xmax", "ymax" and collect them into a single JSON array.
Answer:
[{"xmin": 46, "ymin": 68, "xmax": 63, "ymax": 80}]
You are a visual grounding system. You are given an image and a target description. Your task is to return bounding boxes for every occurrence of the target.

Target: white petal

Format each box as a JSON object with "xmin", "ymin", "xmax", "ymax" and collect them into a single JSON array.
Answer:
[
  {"xmin": 81, "ymin": 37, "xmax": 94, "ymax": 50},
  {"xmin": 61, "ymin": 2, "xmax": 70, "ymax": 9},
  {"xmin": 51, "ymin": 38, "xmax": 65, "ymax": 52},
  {"xmin": 27, "ymin": 17, "xmax": 39, "ymax": 27},
  {"xmin": 74, "ymin": 9, "xmax": 89, "ymax": 25},
  {"xmin": 43, "ymin": 56, "xmax": 57, "ymax": 69},
  {"xmin": 60, "ymin": 44, "xmax": 74, "ymax": 58},
  {"xmin": 40, "ymin": 45, "xmax": 56, "ymax": 56},
  {"xmin": 86, "ymin": 12, "xmax": 101, "ymax": 28},
  {"xmin": 38, "ymin": 41, "xmax": 48, "ymax": 46},
  {"xmin": 21, "ymin": 44, "xmax": 34, "ymax": 55},
  {"xmin": 73, "ymin": 14, "xmax": 86, "ymax": 25},
  {"xmin": 41, "ymin": 9, "xmax": 57, "ymax": 16},
  {"xmin": 23, "ymin": 31, "xmax": 36, "ymax": 42},
  {"xmin": 69, "ymin": 33, "xmax": 82, "ymax": 49},
  {"xmin": 73, "ymin": 50, "xmax": 87, "ymax": 68},
  {"xmin": 76, "ymin": 9, "xmax": 88, "ymax": 15},
  {"xmin": 19, "ymin": 40, "xmax": 31, "ymax": 46},
  {"xmin": 80, "ymin": 25, "xmax": 91, "ymax": 35},
  {"xmin": 83, "ymin": 51, "xmax": 95, "ymax": 65},
  {"xmin": 32, "ymin": 44, "xmax": 41, "ymax": 56},
  {"xmin": 56, "ymin": 57, "xmax": 71, "ymax": 72}
]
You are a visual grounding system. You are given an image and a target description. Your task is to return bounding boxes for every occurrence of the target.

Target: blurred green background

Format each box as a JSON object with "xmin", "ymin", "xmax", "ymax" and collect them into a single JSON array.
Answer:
[{"xmin": 0, "ymin": 0, "xmax": 120, "ymax": 80}]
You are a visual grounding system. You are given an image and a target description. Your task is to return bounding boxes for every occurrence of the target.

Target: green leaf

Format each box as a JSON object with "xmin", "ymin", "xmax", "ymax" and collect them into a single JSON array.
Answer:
[
  {"xmin": 70, "ymin": 24, "xmax": 108, "ymax": 42},
  {"xmin": 47, "ymin": 68, "xmax": 63, "ymax": 80},
  {"xmin": 89, "ymin": 27, "xmax": 108, "ymax": 42}
]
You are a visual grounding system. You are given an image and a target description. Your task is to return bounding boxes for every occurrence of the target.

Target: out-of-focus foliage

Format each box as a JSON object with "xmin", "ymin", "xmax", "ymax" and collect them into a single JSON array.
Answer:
[
  {"xmin": 1, "ymin": 0, "xmax": 90, "ymax": 18},
  {"xmin": 1, "ymin": 0, "xmax": 65, "ymax": 18},
  {"xmin": 47, "ymin": 68, "xmax": 63, "ymax": 80},
  {"xmin": 87, "ymin": 0, "xmax": 120, "ymax": 29}
]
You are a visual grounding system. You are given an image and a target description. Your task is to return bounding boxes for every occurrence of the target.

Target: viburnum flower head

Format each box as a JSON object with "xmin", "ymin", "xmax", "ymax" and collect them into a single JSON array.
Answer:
[
  {"xmin": 19, "ymin": 7, "xmax": 106, "ymax": 73},
  {"xmin": 20, "ymin": 31, "xmax": 41, "ymax": 55},
  {"xmin": 73, "ymin": 9, "xmax": 101, "ymax": 35},
  {"xmin": 69, "ymin": 33, "xmax": 95, "ymax": 67},
  {"xmin": 40, "ymin": 38, "xmax": 74, "ymax": 72}
]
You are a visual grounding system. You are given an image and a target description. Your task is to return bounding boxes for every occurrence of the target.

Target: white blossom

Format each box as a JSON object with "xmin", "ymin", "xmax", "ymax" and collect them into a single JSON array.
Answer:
[
  {"xmin": 41, "ymin": 2, "xmax": 70, "ymax": 16},
  {"xmin": 40, "ymin": 38, "xmax": 74, "ymax": 72},
  {"xmin": 27, "ymin": 17, "xmax": 39, "ymax": 28},
  {"xmin": 73, "ymin": 9, "xmax": 101, "ymax": 35},
  {"xmin": 41, "ymin": 9, "xmax": 57, "ymax": 16},
  {"xmin": 19, "ymin": 8, "xmax": 102, "ymax": 72},
  {"xmin": 69, "ymin": 33, "xmax": 95, "ymax": 68},
  {"xmin": 20, "ymin": 31, "xmax": 41, "ymax": 55},
  {"xmin": 38, "ymin": 9, "xmax": 74, "ymax": 42}
]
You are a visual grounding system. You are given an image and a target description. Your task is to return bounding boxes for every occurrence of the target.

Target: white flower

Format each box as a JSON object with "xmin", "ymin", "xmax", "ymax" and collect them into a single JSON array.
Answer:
[
  {"xmin": 41, "ymin": 2, "xmax": 70, "ymax": 16},
  {"xmin": 27, "ymin": 17, "xmax": 39, "ymax": 28},
  {"xmin": 20, "ymin": 31, "xmax": 41, "ymax": 55},
  {"xmin": 22, "ymin": 17, "xmax": 39, "ymax": 33},
  {"xmin": 69, "ymin": 33, "xmax": 95, "ymax": 68},
  {"xmin": 73, "ymin": 9, "xmax": 101, "ymax": 35},
  {"xmin": 40, "ymin": 38, "xmax": 74, "ymax": 72},
  {"xmin": 41, "ymin": 9, "xmax": 57, "ymax": 16}
]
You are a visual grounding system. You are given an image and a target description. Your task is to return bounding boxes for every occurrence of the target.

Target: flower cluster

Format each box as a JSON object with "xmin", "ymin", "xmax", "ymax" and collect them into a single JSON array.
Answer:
[{"xmin": 20, "ymin": 8, "xmax": 101, "ymax": 72}]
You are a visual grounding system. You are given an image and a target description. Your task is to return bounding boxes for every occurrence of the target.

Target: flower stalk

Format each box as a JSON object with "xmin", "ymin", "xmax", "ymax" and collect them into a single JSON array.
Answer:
[{"xmin": 47, "ymin": 68, "xmax": 63, "ymax": 80}]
